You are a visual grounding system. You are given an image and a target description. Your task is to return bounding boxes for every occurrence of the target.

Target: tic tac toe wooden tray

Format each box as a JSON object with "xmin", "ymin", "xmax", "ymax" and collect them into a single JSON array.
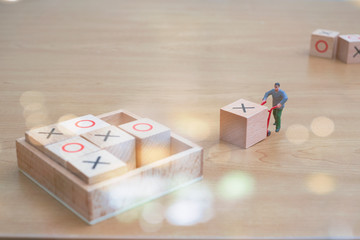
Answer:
[{"xmin": 16, "ymin": 109, "xmax": 203, "ymax": 225}]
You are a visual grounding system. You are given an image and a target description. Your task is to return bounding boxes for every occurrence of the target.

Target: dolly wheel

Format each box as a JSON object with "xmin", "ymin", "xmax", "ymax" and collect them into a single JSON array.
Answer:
[{"xmin": 267, "ymin": 130, "xmax": 271, "ymax": 137}]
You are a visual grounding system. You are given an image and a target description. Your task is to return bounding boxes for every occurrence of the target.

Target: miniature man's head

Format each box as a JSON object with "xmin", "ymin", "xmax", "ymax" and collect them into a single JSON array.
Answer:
[{"xmin": 274, "ymin": 82, "xmax": 280, "ymax": 92}]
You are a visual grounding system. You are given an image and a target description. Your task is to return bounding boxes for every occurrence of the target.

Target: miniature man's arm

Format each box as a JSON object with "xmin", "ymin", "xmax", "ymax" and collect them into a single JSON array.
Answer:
[
  {"xmin": 262, "ymin": 89, "xmax": 273, "ymax": 103},
  {"xmin": 277, "ymin": 91, "xmax": 288, "ymax": 108}
]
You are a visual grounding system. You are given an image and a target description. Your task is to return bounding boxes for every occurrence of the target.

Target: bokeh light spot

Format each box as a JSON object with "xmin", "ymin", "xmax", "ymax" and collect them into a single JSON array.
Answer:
[
  {"xmin": 166, "ymin": 200, "xmax": 209, "ymax": 226},
  {"xmin": 20, "ymin": 91, "xmax": 45, "ymax": 108},
  {"xmin": 311, "ymin": 116, "xmax": 335, "ymax": 137},
  {"xmin": 20, "ymin": 91, "xmax": 49, "ymax": 129},
  {"xmin": 23, "ymin": 103, "xmax": 45, "ymax": 113},
  {"xmin": 350, "ymin": 0, "xmax": 360, "ymax": 8},
  {"xmin": 57, "ymin": 114, "xmax": 78, "ymax": 134},
  {"xmin": 139, "ymin": 217, "xmax": 163, "ymax": 233},
  {"xmin": 116, "ymin": 209, "xmax": 140, "ymax": 224},
  {"xmin": 166, "ymin": 182, "xmax": 214, "ymax": 226},
  {"xmin": 57, "ymin": 114, "xmax": 78, "ymax": 123},
  {"xmin": 139, "ymin": 202, "xmax": 164, "ymax": 232},
  {"xmin": 1, "ymin": 0, "xmax": 21, "ymax": 3},
  {"xmin": 217, "ymin": 171, "xmax": 255, "ymax": 201},
  {"xmin": 142, "ymin": 202, "xmax": 164, "ymax": 225},
  {"xmin": 286, "ymin": 124, "xmax": 309, "ymax": 144},
  {"xmin": 172, "ymin": 115, "xmax": 211, "ymax": 142},
  {"xmin": 306, "ymin": 173, "xmax": 336, "ymax": 195},
  {"xmin": 25, "ymin": 112, "xmax": 50, "ymax": 129}
]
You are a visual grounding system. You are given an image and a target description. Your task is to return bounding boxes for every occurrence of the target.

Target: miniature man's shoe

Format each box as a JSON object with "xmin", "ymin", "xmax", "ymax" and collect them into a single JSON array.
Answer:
[{"xmin": 275, "ymin": 128, "xmax": 280, "ymax": 132}]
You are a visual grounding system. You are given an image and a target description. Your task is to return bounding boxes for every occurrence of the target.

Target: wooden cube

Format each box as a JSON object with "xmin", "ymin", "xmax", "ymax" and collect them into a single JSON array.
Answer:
[
  {"xmin": 337, "ymin": 34, "xmax": 360, "ymax": 64},
  {"xmin": 119, "ymin": 118, "xmax": 171, "ymax": 167},
  {"xmin": 58, "ymin": 114, "xmax": 110, "ymax": 135},
  {"xmin": 16, "ymin": 109, "xmax": 203, "ymax": 225},
  {"xmin": 67, "ymin": 150, "xmax": 128, "ymax": 184},
  {"xmin": 25, "ymin": 124, "xmax": 76, "ymax": 153},
  {"xmin": 81, "ymin": 126, "xmax": 136, "ymax": 170},
  {"xmin": 45, "ymin": 136, "xmax": 100, "ymax": 167},
  {"xmin": 310, "ymin": 29, "xmax": 339, "ymax": 59},
  {"xmin": 220, "ymin": 99, "xmax": 267, "ymax": 148}
]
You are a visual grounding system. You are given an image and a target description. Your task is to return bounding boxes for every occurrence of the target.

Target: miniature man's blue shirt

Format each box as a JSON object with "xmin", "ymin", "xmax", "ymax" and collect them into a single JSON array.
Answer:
[{"xmin": 263, "ymin": 89, "xmax": 288, "ymax": 109}]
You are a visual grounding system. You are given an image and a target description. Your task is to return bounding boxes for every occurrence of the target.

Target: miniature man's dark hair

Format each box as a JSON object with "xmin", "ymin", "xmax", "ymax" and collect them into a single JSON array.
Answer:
[{"xmin": 275, "ymin": 82, "xmax": 280, "ymax": 87}]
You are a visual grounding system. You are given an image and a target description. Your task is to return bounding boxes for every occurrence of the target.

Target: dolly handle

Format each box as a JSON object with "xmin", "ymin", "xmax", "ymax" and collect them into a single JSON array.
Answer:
[
  {"xmin": 261, "ymin": 101, "xmax": 278, "ymax": 135},
  {"xmin": 269, "ymin": 106, "xmax": 278, "ymax": 111},
  {"xmin": 261, "ymin": 100, "xmax": 277, "ymax": 111}
]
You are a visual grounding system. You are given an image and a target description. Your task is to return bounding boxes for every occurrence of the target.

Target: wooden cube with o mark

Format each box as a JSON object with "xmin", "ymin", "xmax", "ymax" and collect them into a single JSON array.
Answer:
[
  {"xmin": 58, "ymin": 114, "xmax": 110, "ymax": 135},
  {"xmin": 45, "ymin": 136, "xmax": 100, "ymax": 167},
  {"xmin": 310, "ymin": 29, "xmax": 339, "ymax": 59},
  {"xmin": 119, "ymin": 118, "xmax": 171, "ymax": 167},
  {"xmin": 81, "ymin": 126, "xmax": 136, "ymax": 170},
  {"xmin": 25, "ymin": 124, "xmax": 76, "ymax": 152},
  {"xmin": 337, "ymin": 34, "xmax": 360, "ymax": 64},
  {"xmin": 220, "ymin": 99, "xmax": 267, "ymax": 148},
  {"xmin": 67, "ymin": 150, "xmax": 128, "ymax": 184}
]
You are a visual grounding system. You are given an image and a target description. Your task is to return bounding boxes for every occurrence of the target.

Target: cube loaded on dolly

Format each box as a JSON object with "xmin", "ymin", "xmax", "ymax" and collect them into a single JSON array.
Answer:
[{"xmin": 220, "ymin": 99, "xmax": 268, "ymax": 148}]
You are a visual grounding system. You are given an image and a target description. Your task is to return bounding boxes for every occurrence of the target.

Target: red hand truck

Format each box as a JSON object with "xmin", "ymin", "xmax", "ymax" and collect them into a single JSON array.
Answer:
[{"xmin": 261, "ymin": 101, "xmax": 278, "ymax": 137}]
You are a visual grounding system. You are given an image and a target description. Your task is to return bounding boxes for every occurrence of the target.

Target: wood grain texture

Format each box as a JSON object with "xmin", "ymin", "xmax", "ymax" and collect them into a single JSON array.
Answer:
[
  {"xmin": 2, "ymin": 0, "xmax": 360, "ymax": 238},
  {"xmin": 309, "ymin": 29, "xmax": 339, "ymax": 59},
  {"xmin": 220, "ymin": 99, "xmax": 267, "ymax": 148},
  {"xmin": 336, "ymin": 34, "xmax": 360, "ymax": 64}
]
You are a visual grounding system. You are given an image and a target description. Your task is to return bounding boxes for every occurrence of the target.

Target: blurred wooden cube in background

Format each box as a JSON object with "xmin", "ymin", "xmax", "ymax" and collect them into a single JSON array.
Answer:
[
  {"xmin": 310, "ymin": 29, "xmax": 339, "ymax": 59},
  {"xmin": 337, "ymin": 34, "xmax": 360, "ymax": 64}
]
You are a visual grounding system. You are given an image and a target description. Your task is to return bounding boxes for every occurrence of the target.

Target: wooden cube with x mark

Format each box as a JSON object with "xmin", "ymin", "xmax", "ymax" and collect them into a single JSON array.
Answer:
[
  {"xmin": 67, "ymin": 150, "xmax": 128, "ymax": 184},
  {"xmin": 81, "ymin": 125, "xmax": 136, "ymax": 170},
  {"xmin": 220, "ymin": 99, "xmax": 268, "ymax": 148},
  {"xmin": 25, "ymin": 124, "xmax": 76, "ymax": 153},
  {"xmin": 337, "ymin": 34, "xmax": 360, "ymax": 64}
]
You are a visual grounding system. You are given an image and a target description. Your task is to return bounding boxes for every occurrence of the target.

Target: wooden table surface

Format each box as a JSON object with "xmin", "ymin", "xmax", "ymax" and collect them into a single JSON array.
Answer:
[{"xmin": 1, "ymin": 0, "xmax": 360, "ymax": 239}]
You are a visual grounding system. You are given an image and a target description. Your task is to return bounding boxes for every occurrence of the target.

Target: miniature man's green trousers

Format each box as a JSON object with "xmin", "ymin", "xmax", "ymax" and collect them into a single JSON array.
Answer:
[{"xmin": 273, "ymin": 108, "xmax": 283, "ymax": 130}]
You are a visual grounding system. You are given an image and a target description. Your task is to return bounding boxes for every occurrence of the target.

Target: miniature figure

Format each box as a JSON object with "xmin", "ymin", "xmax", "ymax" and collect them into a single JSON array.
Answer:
[{"xmin": 262, "ymin": 83, "xmax": 288, "ymax": 132}]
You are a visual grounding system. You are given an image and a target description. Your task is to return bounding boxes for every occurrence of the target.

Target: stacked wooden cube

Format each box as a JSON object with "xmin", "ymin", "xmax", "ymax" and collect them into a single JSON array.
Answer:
[
  {"xmin": 310, "ymin": 29, "xmax": 360, "ymax": 64},
  {"xmin": 17, "ymin": 110, "xmax": 203, "ymax": 224}
]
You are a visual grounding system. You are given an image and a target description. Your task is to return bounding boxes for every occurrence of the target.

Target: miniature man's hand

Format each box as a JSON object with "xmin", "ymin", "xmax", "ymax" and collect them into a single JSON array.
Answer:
[
  {"xmin": 276, "ymin": 103, "xmax": 282, "ymax": 108},
  {"xmin": 261, "ymin": 100, "xmax": 267, "ymax": 105}
]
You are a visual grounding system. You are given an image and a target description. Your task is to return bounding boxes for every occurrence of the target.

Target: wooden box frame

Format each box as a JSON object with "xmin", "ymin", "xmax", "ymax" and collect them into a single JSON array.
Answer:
[{"xmin": 16, "ymin": 110, "xmax": 203, "ymax": 225}]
